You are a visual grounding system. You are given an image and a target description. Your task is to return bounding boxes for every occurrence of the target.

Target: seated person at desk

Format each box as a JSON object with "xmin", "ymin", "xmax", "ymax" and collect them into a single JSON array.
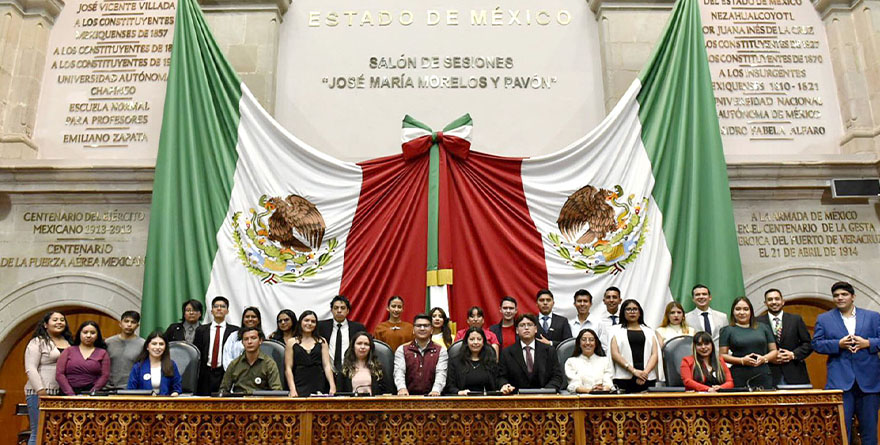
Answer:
[
  {"xmin": 127, "ymin": 331, "xmax": 182, "ymax": 396},
  {"xmin": 56, "ymin": 321, "xmax": 111, "ymax": 395},
  {"xmin": 446, "ymin": 327, "xmax": 500, "ymax": 395},
  {"xmin": 499, "ymin": 314, "xmax": 563, "ymax": 394},
  {"xmin": 565, "ymin": 328, "xmax": 613, "ymax": 393},
  {"xmin": 394, "ymin": 313, "xmax": 448, "ymax": 396},
  {"xmin": 680, "ymin": 331, "xmax": 733, "ymax": 392},
  {"xmin": 219, "ymin": 327, "xmax": 282, "ymax": 394},
  {"xmin": 336, "ymin": 332, "xmax": 386, "ymax": 395}
]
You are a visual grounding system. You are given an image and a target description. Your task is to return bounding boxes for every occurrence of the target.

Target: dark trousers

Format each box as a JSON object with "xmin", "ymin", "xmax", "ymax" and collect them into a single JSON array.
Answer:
[
  {"xmin": 197, "ymin": 366, "xmax": 225, "ymax": 395},
  {"xmin": 843, "ymin": 383, "xmax": 879, "ymax": 445},
  {"xmin": 613, "ymin": 378, "xmax": 655, "ymax": 394}
]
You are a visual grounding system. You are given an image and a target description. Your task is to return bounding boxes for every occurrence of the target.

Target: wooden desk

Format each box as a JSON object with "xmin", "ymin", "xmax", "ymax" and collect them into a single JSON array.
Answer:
[{"xmin": 39, "ymin": 391, "xmax": 845, "ymax": 444}]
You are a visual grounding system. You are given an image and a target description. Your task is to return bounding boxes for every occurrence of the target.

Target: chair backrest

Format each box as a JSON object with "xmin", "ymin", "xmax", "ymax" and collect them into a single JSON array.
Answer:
[
  {"xmin": 169, "ymin": 341, "xmax": 200, "ymax": 394},
  {"xmin": 372, "ymin": 339, "xmax": 396, "ymax": 394},
  {"xmin": 447, "ymin": 340, "xmax": 464, "ymax": 363},
  {"xmin": 662, "ymin": 335, "xmax": 694, "ymax": 387},
  {"xmin": 261, "ymin": 340, "xmax": 288, "ymax": 390},
  {"xmin": 555, "ymin": 337, "xmax": 576, "ymax": 389}
]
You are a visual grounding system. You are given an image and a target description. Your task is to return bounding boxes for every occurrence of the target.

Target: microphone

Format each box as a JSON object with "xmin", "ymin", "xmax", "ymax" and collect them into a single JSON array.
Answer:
[
  {"xmin": 744, "ymin": 372, "xmax": 765, "ymax": 392},
  {"xmin": 353, "ymin": 384, "xmax": 372, "ymax": 396}
]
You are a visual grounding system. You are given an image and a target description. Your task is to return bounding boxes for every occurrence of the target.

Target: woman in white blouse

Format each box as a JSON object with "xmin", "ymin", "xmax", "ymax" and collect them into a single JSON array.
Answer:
[
  {"xmin": 610, "ymin": 299, "xmax": 659, "ymax": 393},
  {"xmin": 565, "ymin": 328, "xmax": 614, "ymax": 393},
  {"xmin": 655, "ymin": 301, "xmax": 696, "ymax": 347},
  {"xmin": 24, "ymin": 311, "xmax": 71, "ymax": 445}
]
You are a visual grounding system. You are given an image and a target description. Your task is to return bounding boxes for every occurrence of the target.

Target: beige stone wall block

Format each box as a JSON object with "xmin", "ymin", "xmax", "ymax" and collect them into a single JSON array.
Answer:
[
  {"xmin": 245, "ymin": 12, "xmax": 278, "ymax": 47},
  {"xmin": 0, "ymin": 11, "xmax": 22, "ymax": 74},
  {"xmin": 228, "ymin": 44, "xmax": 258, "ymax": 73},
  {"xmin": 240, "ymin": 71, "xmax": 269, "ymax": 110},
  {"xmin": 204, "ymin": 12, "xmax": 248, "ymax": 47}
]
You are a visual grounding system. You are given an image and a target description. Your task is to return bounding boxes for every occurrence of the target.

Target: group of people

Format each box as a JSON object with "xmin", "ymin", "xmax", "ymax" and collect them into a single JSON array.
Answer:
[{"xmin": 22, "ymin": 281, "xmax": 880, "ymax": 445}]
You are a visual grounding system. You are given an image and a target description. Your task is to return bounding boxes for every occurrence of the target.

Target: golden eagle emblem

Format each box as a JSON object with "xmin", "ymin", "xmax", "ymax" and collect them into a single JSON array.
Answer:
[
  {"xmin": 549, "ymin": 185, "xmax": 650, "ymax": 275},
  {"xmin": 230, "ymin": 195, "xmax": 337, "ymax": 285}
]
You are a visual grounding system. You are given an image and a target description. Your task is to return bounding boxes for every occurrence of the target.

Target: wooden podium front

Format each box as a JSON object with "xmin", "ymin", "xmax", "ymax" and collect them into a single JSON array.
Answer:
[{"xmin": 38, "ymin": 391, "xmax": 845, "ymax": 444}]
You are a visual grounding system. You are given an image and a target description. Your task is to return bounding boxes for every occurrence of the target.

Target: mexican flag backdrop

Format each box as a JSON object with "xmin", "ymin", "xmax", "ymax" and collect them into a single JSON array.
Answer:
[{"xmin": 140, "ymin": 0, "xmax": 744, "ymax": 331}]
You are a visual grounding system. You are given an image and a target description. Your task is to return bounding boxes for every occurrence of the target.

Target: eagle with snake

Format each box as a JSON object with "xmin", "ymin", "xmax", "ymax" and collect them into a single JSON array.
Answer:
[
  {"xmin": 265, "ymin": 194, "xmax": 326, "ymax": 253},
  {"xmin": 556, "ymin": 185, "xmax": 620, "ymax": 246}
]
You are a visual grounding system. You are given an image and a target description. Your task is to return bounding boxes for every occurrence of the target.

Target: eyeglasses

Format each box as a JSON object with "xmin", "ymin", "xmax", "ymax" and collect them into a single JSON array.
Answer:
[
  {"xmin": 212, "ymin": 304, "xmax": 228, "ymax": 309},
  {"xmin": 185, "ymin": 309, "xmax": 200, "ymax": 314},
  {"xmin": 624, "ymin": 308, "xmax": 640, "ymax": 313}
]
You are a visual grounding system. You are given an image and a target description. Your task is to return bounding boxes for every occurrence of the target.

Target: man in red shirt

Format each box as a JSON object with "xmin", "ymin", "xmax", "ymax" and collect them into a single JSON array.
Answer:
[{"xmin": 489, "ymin": 296, "xmax": 518, "ymax": 350}]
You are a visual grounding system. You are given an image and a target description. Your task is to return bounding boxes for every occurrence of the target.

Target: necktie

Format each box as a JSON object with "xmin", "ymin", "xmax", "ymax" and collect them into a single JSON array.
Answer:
[
  {"xmin": 542, "ymin": 316, "xmax": 550, "ymax": 333},
  {"xmin": 702, "ymin": 312, "xmax": 711, "ymax": 334},
  {"xmin": 610, "ymin": 315, "xmax": 618, "ymax": 325},
  {"xmin": 774, "ymin": 317, "xmax": 783, "ymax": 342},
  {"xmin": 524, "ymin": 345, "xmax": 534, "ymax": 374},
  {"xmin": 210, "ymin": 325, "xmax": 221, "ymax": 368},
  {"xmin": 334, "ymin": 323, "xmax": 343, "ymax": 371}
]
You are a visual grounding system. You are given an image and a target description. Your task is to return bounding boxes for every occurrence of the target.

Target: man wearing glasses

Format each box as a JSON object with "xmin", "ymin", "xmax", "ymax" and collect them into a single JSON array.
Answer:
[
  {"xmin": 499, "ymin": 314, "xmax": 563, "ymax": 394},
  {"xmin": 194, "ymin": 296, "xmax": 240, "ymax": 395},
  {"xmin": 393, "ymin": 313, "xmax": 448, "ymax": 396}
]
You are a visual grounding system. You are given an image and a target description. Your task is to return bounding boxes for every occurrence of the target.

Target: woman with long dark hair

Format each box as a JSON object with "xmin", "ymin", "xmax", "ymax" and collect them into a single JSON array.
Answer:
[
  {"xmin": 430, "ymin": 307, "xmax": 453, "ymax": 349},
  {"xmin": 681, "ymin": 331, "xmax": 733, "ymax": 392},
  {"xmin": 24, "ymin": 311, "xmax": 72, "ymax": 445},
  {"xmin": 720, "ymin": 297, "xmax": 777, "ymax": 388},
  {"xmin": 56, "ymin": 320, "xmax": 110, "ymax": 395},
  {"xmin": 270, "ymin": 309, "xmax": 297, "ymax": 344},
  {"xmin": 337, "ymin": 331, "xmax": 386, "ymax": 395},
  {"xmin": 284, "ymin": 310, "xmax": 336, "ymax": 396},
  {"xmin": 609, "ymin": 299, "xmax": 659, "ymax": 393},
  {"xmin": 445, "ymin": 326, "xmax": 499, "ymax": 394},
  {"xmin": 127, "ymin": 331, "xmax": 182, "ymax": 395},
  {"xmin": 565, "ymin": 328, "xmax": 613, "ymax": 393},
  {"xmin": 222, "ymin": 306, "xmax": 263, "ymax": 369}
]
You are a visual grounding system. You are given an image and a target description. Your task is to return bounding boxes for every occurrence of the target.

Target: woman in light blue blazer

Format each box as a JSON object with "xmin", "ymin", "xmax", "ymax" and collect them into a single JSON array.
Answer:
[{"xmin": 127, "ymin": 331, "xmax": 181, "ymax": 396}]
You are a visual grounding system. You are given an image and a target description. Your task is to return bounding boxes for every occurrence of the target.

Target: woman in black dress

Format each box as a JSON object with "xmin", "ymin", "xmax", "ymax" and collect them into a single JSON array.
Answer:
[
  {"xmin": 284, "ymin": 310, "xmax": 336, "ymax": 396},
  {"xmin": 719, "ymin": 297, "xmax": 778, "ymax": 389},
  {"xmin": 445, "ymin": 326, "xmax": 499, "ymax": 395}
]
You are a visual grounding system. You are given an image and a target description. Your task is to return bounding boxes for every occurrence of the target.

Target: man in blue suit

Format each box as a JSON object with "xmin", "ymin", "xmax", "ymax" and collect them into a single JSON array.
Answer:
[{"xmin": 813, "ymin": 281, "xmax": 880, "ymax": 445}]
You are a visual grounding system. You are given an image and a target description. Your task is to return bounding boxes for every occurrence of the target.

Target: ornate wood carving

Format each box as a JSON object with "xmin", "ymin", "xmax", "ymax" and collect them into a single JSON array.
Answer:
[{"xmin": 39, "ymin": 390, "xmax": 845, "ymax": 444}]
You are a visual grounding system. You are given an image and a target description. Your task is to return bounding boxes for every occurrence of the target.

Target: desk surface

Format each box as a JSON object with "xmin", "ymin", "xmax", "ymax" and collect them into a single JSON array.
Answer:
[{"xmin": 39, "ymin": 390, "xmax": 846, "ymax": 444}]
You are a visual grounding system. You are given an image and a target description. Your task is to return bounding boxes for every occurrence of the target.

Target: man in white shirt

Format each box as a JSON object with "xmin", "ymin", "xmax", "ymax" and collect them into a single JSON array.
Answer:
[
  {"xmin": 568, "ymin": 289, "xmax": 608, "ymax": 348},
  {"xmin": 318, "ymin": 295, "xmax": 366, "ymax": 373},
  {"xmin": 756, "ymin": 289, "xmax": 812, "ymax": 385},
  {"xmin": 499, "ymin": 313, "xmax": 563, "ymax": 393},
  {"xmin": 195, "ymin": 296, "xmax": 240, "ymax": 395},
  {"xmin": 597, "ymin": 287, "xmax": 622, "ymax": 334},
  {"xmin": 684, "ymin": 284, "xmax": 728, "ymax": 344}
]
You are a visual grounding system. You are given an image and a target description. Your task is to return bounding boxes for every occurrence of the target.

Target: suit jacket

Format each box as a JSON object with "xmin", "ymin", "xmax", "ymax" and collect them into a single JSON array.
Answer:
[
  {"xmin": 498, "ymin": 341, "xmax": 563, "ymax": 391},
  {"xmin": 127, "ymin": 360, "xmax": 182, "ymax": 395},
  {"xmin": 685, "ymin": 308, "xmax": 728, "ymax": 343},
  {"xmin": 757, "ymin": 312, "xmax": 812, "ymax": 385},
  {"xmin": 194, "ymin": 322, "xmax": 240, "ymax": 369},
  {"xmin": 317, "ymin": 319, "xmax": 367, "ymax": 342},
  {"xmin": 489, "ymin": 323, "xmax": 518, "ymax": 347},
  {"xmin": 812, "ymin": 307, "xmax": 880, "ymax": 393},
  {"xmin": 537, "ymin": 313, "xmax": 573, "ymax": 347}
]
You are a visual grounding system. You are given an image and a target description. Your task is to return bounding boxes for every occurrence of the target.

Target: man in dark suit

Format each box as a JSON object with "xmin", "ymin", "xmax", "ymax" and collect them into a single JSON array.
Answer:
[
  {"xmin": 317, "ymin": 295, "xmax": 366, "ymax": 372},
  {"xmin": 164, "ymin": 299, "xmax": 203, "ymax": 344},
  {"xmin": 499, "ymin": 313, "xmax": 563, "ymax": 393},
  {"xmin": 535, "ymin": 289, "xmax": 572, "ymax": 347},
  {"xmin": 756, "ymin": 289, "xmax": 812, "ymax": 386},
  {"xmin": 813, "ymin": 281, "xmax": 880, "ymax": 445},
  {"xmin": 194, "ymin": 296, "xmax": 239, "ymax": 395}
]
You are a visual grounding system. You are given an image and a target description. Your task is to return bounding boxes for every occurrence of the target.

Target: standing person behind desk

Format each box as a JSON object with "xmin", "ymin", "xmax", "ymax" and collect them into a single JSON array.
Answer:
[
  {"xmin": 220, "ymin": 327, "xmax": 282, "ymax": 394},
  {"xmin": 105, "ymin": 310, "xmax": 145, "ymax": 390},
  {"xmin": 719, "ymin": 297, "xmax": 777, "ymax": 389},
  {"xmin": 610, "ymin": 299, "xmax": 659, "ymax": 393},
  {"xmin": 499, "ymin": 314, "xmax": 563, "ymax": 394},
  {"xmin": 489, "ymin": 296, "xmax": 519, "ymax": 350},
  {"xmin": 285, "ymin": 310, "xmax": 336, "ymax": 396},
  {"xmin": 598, "ymin": 287, "xmax": 623, "ymax": 333},
  {"xmin": 568, "ymin": 289, "xmax": 608, "ymax": 348},
  {"xmin": 127, "ymin": 331, "xmax": 181, "ymax": 396},
  {"xmin": 656, "ymin": 301, "xmax": 696, "ymax": 347},
  {"xmin": 222, "ymin": 306, "xmax": 263, "ymax": 369},
  {"xmin": 565, "ymin": 328, "xmax": 613, "ymax": 393},
  {"xmin": 374, "ymin": 296, "xmax": 413, "ymax": 353},
  {"xmin": 194, "ymin": 296, "xmax": 239, "ymax": 395},
  {"xmin": 680, "ymin": 331, "xmax": 733, "ymax": 392},
  {"xmin": 337, "ymin": 332, "xmax": 386, "ymax": 395},
  {"xmin": 164, "ymin": 299, "xmax": 203, "ymax": 344},
  {"xmin": 270, "ymin": 309, "xmax": 297, "ymax": 344},
  {"xmin": 429, "ymin": 307, "xmax": 453, "ymax": 349},
  {"xmin": 756, "ymin": 288, "xmax": 812, "ymax": 386},
  {"xmin": 813, "ymin": 281, "xmax": 880, "ymax": 445},
  {"xmin": 56, "ymin": 321, "xmax": 111, "ymax": 395},
  {"xmin": 685, "ymin": 284, "xmax": 728, "ymax": 344},
  {"xmin": 318, "ymin": 295, "xmax": 366, "ymax": 373},
  {"xmin": 446, "ymin": 327, "xmax": 500, "ymax": 395},
  {"xmin": 24, "ymin": 311, "xmax": 71, "ymax": 445},
  {"xmin": 394, "ymin": 313, "xmax": 448, "ymax": 396},
  {"xmin": 535, "ymin": 289, "xmax": 572, "ymax": 347},
  {"xmin": 454, "ymin": 306, "xmax": 500, "ymax": 357}
]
